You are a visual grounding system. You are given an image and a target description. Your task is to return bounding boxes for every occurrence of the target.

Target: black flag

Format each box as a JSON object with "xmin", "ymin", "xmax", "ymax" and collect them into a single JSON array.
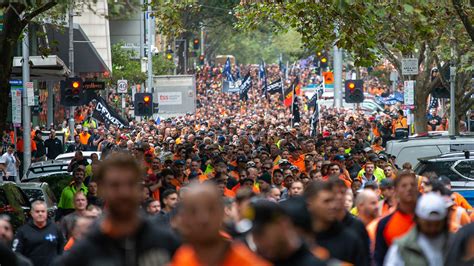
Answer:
[
  {"xmin": 310, "ymin": 95, "xmax": 319, "ymax": 137},
  {"xmin": 267, "ymin": 79, "xmax": 283, "ymax": 95},
  {"xmin": 292, "ymin": 97, "xmax": 301, "ymax": 126},
  {"xmin": 239, "ymin": 73, "xmax": 252, "ymax": 101},
  {"xmin": 92, "ymin": 96, "xmax": 129, "ymax": 129}
]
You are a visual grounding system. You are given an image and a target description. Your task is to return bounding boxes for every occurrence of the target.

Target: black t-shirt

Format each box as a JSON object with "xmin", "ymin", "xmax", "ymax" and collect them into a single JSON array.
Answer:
[
  {"xmin": 54, "ymin": 217, "xmax": 180, "ymax": 266},
  {"xmin": 315, "ymin": 221, "xmax": 366, "ymax": 266},
  {"xmin": 44, "ymin": 138, "xmax": 63, "ymax": 160},
  {"xmin": 273, "ymin": 243, "xmax": 327, "ymax": 266}
]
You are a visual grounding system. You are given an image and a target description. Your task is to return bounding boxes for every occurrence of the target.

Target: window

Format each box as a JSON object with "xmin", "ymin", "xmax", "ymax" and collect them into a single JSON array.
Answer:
[
  {"xmin": 420, "ymin": 161, "xmax": 462, "ymax": 181},
  {"xmin": 399, "ymin": 146, "xmax": 442, "ymax": 166},
  {"xmin": 452, "ymin": 160, "xmax": 474, "ymax": 180}
]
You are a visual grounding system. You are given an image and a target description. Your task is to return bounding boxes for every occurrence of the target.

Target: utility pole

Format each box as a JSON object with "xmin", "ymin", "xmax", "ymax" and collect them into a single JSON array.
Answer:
[
  {"xmin": 68, "ymin": 1, "xmax": 75, "ymax": 143},
  {"xmin": 333, "ymin": 46, "xmax": 343, "ymax": 108},
  {"xmin": 200, "ymin": 25, "xmax": 204, "ymax": 56},
  {"xmin": 22, "ymin": 26, "xmax": 31, "ymax": 181},
  {"xmin": 146, "ymin": 0, "xmax": 153, "ymax": 93}
]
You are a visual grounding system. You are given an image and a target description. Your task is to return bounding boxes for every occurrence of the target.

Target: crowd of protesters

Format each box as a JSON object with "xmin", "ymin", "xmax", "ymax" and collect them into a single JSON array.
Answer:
[{"xmin": 0, "ymin": 62, "xmax": 474, "ymax": 266}]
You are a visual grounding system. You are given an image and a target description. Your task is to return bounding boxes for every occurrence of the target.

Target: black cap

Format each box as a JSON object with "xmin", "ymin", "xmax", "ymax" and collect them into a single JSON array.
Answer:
[
  {"xmin": 438, "ymin": 175, "xmax": 451, "ymax": 186},
  {"xmin": 237, "ymin": 156, "xmax": 248, "ymax": 163},
  {"xmin": 257, "ymin": 172, "xmax": 272, "ymax": 184}
]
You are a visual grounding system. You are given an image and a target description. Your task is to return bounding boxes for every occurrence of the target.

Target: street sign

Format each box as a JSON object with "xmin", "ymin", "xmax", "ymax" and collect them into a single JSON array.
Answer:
[
  {"xmin": 26, "ymin": 81, "xmax": 35, "ymax": 106},
  {"xmin": 401, "ymin": 58, "xmax": 418, "ymax": 75},
  {"xmin": 404, "ymin": 80, "xmax": 415, "ymax": 106},
  {"xmin": 390, "ymin": 71, "xmax": 399, "ymax": 81},
  {"xmin": 83, "ymin": 81, "xmax": 105, "ymax": 90},
  {"xmin": 117, "ymin": 79, "xmax": 128, "ymax": 94},
  {"xmin": 11, "ymin": 88, "xmax": 21, "ymax": 126}
]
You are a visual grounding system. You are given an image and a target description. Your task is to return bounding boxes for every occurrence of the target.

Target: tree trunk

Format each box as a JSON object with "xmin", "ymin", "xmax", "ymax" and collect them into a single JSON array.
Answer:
[
  {"xmin": 413, "ymin": 88, "xmax": 428, "ymax": 134},
  {"xmin": 0, "ymin": 5, "xmax": 26, "ymax": 133}
]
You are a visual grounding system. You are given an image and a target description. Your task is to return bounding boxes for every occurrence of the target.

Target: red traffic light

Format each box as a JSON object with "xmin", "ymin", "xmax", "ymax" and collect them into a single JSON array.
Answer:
[{"xmin": 193, "ymin": 38, "xmax": 199, "ymax": 44}]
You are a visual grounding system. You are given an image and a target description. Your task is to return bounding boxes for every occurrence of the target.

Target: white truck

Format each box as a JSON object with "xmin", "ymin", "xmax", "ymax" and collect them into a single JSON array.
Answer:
[{"xmin": 153, "ymin": 75, "xmax": 196, "ymax": 119}]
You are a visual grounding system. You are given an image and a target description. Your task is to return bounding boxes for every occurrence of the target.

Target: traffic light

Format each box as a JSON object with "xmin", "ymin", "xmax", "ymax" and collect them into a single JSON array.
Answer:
[
  {"xmin": 345, "ymin": 79, "xmax": 364, "ymax": 103},
  {"xmin": 319, "ymin": 55, "xmax": 328, "ymax": 69},
  {"xmin": 165, "ymin": 49, "xmax": 173, "ymax": 60},
  {"xmin": 60, "ymin": 77, "xmax": 84, "ymax": 106},
  {"xmin": 199, "ymin": 54, "xmax": 205, "ymax": 65},
  {"xmin": 193, "ymin": 38, "xmax": 200, "ymax": 50},
  {"xmin": 134, "ymin": 93, "xmax": 153, "ymax": 116}
]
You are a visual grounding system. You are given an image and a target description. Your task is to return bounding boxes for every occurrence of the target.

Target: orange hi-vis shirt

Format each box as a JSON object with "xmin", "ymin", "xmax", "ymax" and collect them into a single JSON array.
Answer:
[
  {"xmin": 170, "ymin": 242, "xmax": 271, "ymax": 266},
  {"xmin": 374, "ymin": 209, "xmax": 414, "ymax": 265},
  {"xmin": 289, "ymin": 154, "xmax": 305, "ymax": 172},
  {"xmin": 452, "ymin": 192, "xmax": 473, "ymax": 211},
  {"xmin": 79, "ymin": 132, "xmax": 91, "ymax": 145}
]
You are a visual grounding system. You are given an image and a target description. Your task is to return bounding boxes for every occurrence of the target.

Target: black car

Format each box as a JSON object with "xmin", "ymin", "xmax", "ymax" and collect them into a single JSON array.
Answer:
[
  {"xmin": 415, "ymin": 151, "xmax": 474, "ymax": 204},
  {"xmin": 17, "ymin": 182, "xmax": 58, "ymax": 218},
  {"xmin": 0, "ymin": 182, "xmax": 31, "ymax": 229}
]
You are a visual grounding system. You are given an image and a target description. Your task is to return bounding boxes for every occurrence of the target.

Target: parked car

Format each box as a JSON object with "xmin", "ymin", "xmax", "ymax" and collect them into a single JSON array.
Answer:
[
  {"xmin": 22, "ymin": 160, "xmax": 72, "ymax": 199},
  {"xmin": 414, "ymin": 151, "xmax": 474, "ymax": 204},
  {"xmin": 386, "ymin": 136, "xmax": 474, "ymax": 167},
  {"xmin": 55, "ymin": 151, "xmax": 101, "ymax": 165},
  {"xmin": 0, "ymin": 182, "xmax": 31, "ymax": 229},
  {"xmin": 17, "ymin": 182, "xmax": 57, "ymax": 218},
  {"xmin": 23, "ymin": 160, "xmax": 70, "ymax": 182}
]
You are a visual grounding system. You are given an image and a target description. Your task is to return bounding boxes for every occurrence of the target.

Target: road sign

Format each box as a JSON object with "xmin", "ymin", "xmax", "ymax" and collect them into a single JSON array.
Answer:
[
  {"xmin": 11, "ymin": 88, "xmax": 21, "ymax": 126},
  {"xmin": 26, "ymin": 81, "xmax": 35, "ymax": 106},
  {"xmin": 117, "ymin": 79, "xmax": 128, "ymax": 94},
  {"xmin": 390, "ymin": 71, "xmax": 399, "ymax": 81},
  {"xmin": 401, "ymin": 58, "xmax": 418, "ymax": 75},
  {"xmin": 404, "ymin": 80, "xmax": 415, "ymax": 106}
]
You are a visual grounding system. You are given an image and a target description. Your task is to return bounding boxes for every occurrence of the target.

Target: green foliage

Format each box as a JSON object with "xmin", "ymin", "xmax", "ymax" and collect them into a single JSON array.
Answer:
[
  {"xmin": 39, "ymin": 173, "xmax": 72, "ymax": 200},
  {"xmin": 111, "ymin": 42, "xmax": 176, "ymax": 84},
  {"xmin": 211, "ymin": 28, "xmax": 306, "ymax": 64},
  {"xmin": 111, "ymin": 42, "xmax": 147, "ymax": 84},
  {"xmin": 152, "ymin": 52, "xmax": 176, "ymax": 75}
]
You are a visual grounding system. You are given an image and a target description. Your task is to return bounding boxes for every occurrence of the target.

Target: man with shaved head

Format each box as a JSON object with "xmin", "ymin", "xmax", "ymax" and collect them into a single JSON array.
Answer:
[
  {"xmin": 171, "ymin": 183, "xmax": 270, "ymax": 265},
  {"xmin": 355, "ymin": 189, "xmax": 380, "ymax": 226}
]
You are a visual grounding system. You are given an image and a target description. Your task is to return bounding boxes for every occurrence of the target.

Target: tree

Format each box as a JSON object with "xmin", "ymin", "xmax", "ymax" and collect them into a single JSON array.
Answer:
[
  {"xmin": 0, "ymin": 0, "xmax": 60, "ymax": 132},
  {"xmin": 236, "ymin": 1, "xmax": 473, "ymax": 133}
]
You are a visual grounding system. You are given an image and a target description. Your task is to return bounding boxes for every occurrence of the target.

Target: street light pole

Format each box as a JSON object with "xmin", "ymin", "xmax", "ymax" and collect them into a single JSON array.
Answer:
[
  {"xmin": 333, "ymin": 46, "xmax": 343, "ymax": 108},
  {"xmin": 22, "ymin": 27, "xmax": 31, "ymax": 181},
  {"xmin": 146, "ymin": 0, "xmax": 153, "ymax": 93},
  {"xmin": 68, "ymin": 1, "xmax": 75, "ymax": 143}
]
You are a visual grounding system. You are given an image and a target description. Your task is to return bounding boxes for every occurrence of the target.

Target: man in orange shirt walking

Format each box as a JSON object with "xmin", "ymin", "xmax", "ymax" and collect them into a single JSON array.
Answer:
[{"xmin": 171, "ymin": 183, "xmax": 270, "ymax": 266}]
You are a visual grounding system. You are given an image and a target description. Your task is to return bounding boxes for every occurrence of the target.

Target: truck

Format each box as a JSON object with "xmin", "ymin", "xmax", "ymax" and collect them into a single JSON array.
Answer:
[{"xmin": 153, "ymin": 75, "xmax": 196, "ymax": 119}]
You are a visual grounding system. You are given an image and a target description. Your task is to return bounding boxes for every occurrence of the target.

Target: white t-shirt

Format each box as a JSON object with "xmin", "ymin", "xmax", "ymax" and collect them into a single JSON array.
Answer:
[{"xmin": 0, "ymin": 152, "xmax": 17, "ymax": 177}]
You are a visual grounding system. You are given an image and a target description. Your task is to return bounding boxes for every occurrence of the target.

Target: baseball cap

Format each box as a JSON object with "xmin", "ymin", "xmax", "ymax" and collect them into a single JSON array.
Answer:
[
  {"xmin": 415, "ymin": 192, "xmax": 448, "ymax": 221},
  {"xmin": 237, "ymin": 156, "xmax": 248, "ymax": 163},
  {"xmin": 278, "ymin": 159, "xmax": 291, "ymax": 166},
  {"xmin": 363, "ymin": 147, "xmax": 372, "ymax": 153},
  {"xmin": 257, "ymin": 173, "xmax": 272, "ymax": 184},
  {"xmin": 334, "ymin": 154, "xmax": 345, "ymax": 161},
  {"xmin": 380, "ymin": 178, "xmax": 394, "ymax": 189},
  {"xmin": 438, "ymin": 176, "xmax": 451, "ymax": 186}
]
